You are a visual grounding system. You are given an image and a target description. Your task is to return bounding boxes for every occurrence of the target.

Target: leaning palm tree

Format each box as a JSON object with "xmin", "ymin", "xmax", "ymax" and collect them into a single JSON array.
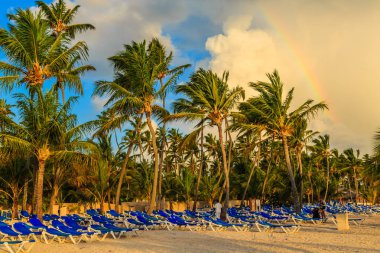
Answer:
[
  {"xmin": 244, "ymin": 70, "xmax": 327, "ymax": 212},
  {"xmin": 168, "ymin": 68, "xmax": 245, "ymax": 219},
  {"xmin": 0, "ymin": 8, "xmax": 89, "ymax": 93},
  {"xmin": 36, "ymin": 0, "xmax": 95, "ymax": 38}
]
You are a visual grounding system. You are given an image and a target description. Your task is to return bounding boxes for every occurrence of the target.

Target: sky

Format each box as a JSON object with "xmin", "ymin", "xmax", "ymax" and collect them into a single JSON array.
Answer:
[{"xmin": 1, "ymin": 0, "xmax": 380, "ymax": 154}]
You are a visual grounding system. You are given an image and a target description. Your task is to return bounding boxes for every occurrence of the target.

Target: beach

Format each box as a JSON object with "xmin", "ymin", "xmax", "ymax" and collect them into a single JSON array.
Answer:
[{"xmin": 32, "ymin": 215, "xmax": 380, "ymax": 253}]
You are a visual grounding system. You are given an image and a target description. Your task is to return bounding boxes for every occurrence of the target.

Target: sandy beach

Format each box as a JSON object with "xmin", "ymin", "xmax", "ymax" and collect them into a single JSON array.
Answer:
[{"xmin": 32, "ymin": 215, "xmax": 380, "ymax": 253}]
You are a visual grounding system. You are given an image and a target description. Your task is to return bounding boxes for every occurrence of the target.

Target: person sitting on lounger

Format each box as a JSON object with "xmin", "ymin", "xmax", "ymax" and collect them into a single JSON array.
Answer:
[
  {"xmin": 312, "ymin": 207, "xmax": 320, "ymax": 219},
  {"xmin": 319, "ymin": 200, "xmax": 326, "ymax": 219},
  {"xmin": 214, "ymin": 202, "xmax": 222, "ymax": 219}
]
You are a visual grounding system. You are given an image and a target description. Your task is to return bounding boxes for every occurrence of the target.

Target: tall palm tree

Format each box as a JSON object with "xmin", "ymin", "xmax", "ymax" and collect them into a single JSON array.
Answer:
[
  {"xmin": 291, "ymin": 120, "xmax": 318, "ymax": 202},
  {"xmin": 36, "ymin": 0, "xmax": 95, "ymax": 38},
  {"xmin": 169, "ymin": 68, "xmax": 245, "ymax": 219},
  {"xmin": 148, "ymin": 39, "xmax": 190, "ymax": 208},
  {"xmin": 0, "ymin": 9, "xmax": 89, "ymax": 93},
  {"xmin": 94, "ymin": 39, "xmax": 185, "ymax": 213},
  {"xmin": 245, "ymin": 70, "xmax": 327, "ymax": 211}
]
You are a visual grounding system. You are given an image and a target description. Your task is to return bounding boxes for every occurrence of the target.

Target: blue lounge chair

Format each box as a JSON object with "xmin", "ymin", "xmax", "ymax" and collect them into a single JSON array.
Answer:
[
  {"xmin": 256, "ymin": 220, "xmax": 301, "ymax": 233},
  {"xmin": 127, "ymin": 219, "xmax": 148, "ymax": 230},
  {"xmin": 12, "ymin": 222, "xmax": 44, "ymax": 242},
  {"xmin": 20, "ymin": 211, "xmax": 30, "ymax": 219},
  {"xmin": 0, "ymin": 240, "xmax": 35, "ymax": 253},
  {"xmin": 52, "ymin": 220, "xmax": 97, "ymax": 240},
  {"xmin": 102, "ymin": 223, "xmax": 139, "ymax": 238},
  {"xmin": 29, "ymin": 218, "xmax": 48, "ymax": 230},
  {"xmin": 44, "ymin": 227, "xmax": 79, "ymax": 244},
  {"xmin": 292, "ymin": 214, "xmax": 323, "ymax": 224},
  {"xmin": 63, "ymin": 217, "xmax": 88, "ymax": 231},
  {"xmin": 166, "ymin": 216, "xmax": 203, "ymax": 231},
  {"xmin": 90, "ymin": 225, "xmax": 115, "ymax": 240},
  {"xmin": 0, "ymin": 225, "xmax": 23, "ymax": 241}
]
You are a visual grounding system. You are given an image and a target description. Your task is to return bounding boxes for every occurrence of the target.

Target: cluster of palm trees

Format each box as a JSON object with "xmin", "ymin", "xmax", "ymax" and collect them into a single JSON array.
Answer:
[{"xmin": 0, "ymin": 0, "xmax": 379, "ymax": 220}]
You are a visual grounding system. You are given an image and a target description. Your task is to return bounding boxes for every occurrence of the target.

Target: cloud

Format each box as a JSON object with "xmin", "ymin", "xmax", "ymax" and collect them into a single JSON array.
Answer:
[
  {"xmin": 91, "ymin": 95, "xmax": 108, "ymax": 112},
  {"xmin": 68, "ymin": 0, "xmax": 187, "ymax": 80}
]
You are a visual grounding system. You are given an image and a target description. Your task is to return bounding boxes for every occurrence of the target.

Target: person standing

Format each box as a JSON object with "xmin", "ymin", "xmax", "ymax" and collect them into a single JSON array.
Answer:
[{"xmin": 214, "ymin": 202, "xmax": 222, "ymax": 219}]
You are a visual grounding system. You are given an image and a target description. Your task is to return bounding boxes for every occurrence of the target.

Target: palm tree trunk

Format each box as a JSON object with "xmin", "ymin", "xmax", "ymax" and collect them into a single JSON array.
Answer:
[
  {"xmin": 146, "ymin": 112, "xmax": 159, "ymax": 214},
  {"xmin": 353, "ymin": 167, "xmax": 359, "ymax": 203},
  {"xmin": 281, "ymin": 135, "xmax": 300, "ymax": 212},
  {"xmin": 217, "ymin": 123, "xmax": 229, "ymax": 220},
  {"xmin": 323, "ymin": 157, "xmax": 330, "ymax": 202},
  {"xmin": 32, "ymin": 166, "xmax": 38, "ymax": 214},
  {"xmin": 241, "ymin": 164, "xmax": 255, "ymax": 207},
  {"xmin": 242, "ymin": 136, "xmax": 261, "ymax": 206},
  {"xmin": 35, "ymin": 160, "xmax": 46, "ymax": 219},
  {"xmin": 12, "ymin": 187, "xmax": 19, "ymax": 219},
  {"xmin": 296, "ymin": 152, "xmax": 304, "ymax": 205},
  {"xmin": 115, "ymin": 115, "xmax": 142, "ymax": 213},
  {"xmin": 49, "ymin": 184, "xmax": 59, "ymax": 214},
  {"xmin": 193, "ymin": 125, "xmax": 204, "ymax": 211},
  {"xmin": 157, "ymin": 86, "xmax": 167, "ymax": 210},
  {"xmin": 22, "ymin": 179, "xmax": 28, "ymax": 211},
  {"xmin": 347, "ymin": 176, "xmax": 353, "ymax": 202},
  {"xmin": 100, "ymin": 196, "xmax": 105, "ymax": 215},
  {"xmin": 261, "ymin": 163, "xmax": 272, "ymax": 197},
  {"xmin": 60, "ymin": 84, "xmax": 65, "ymax": 104}
]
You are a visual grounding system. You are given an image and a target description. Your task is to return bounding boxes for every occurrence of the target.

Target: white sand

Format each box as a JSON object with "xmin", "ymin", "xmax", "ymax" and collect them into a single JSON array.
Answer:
[{"xmin": 33, "ymin": 215, "xmax": 380, "ymax": 253}]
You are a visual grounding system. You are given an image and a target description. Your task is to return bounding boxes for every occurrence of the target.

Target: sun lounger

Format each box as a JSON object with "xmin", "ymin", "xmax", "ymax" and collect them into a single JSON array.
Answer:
[
  {"xmin": 12, "ymin": 222, "xmax": 44, "ymax": 242},
  {"xmin": 52, "ymin": 220, "xmax": 95, "ymax": 242},
  {"xmin": 256, "ymin": 220, "xmax": 301, "ymax": 234},
  {"xmin": 43, "ymin": 227, "xmax": 81, "ymax": 244},
  {"xmin": 89, "ymin": 224, "xmax": 115, "ymax": 240},
  {"xmin": 0, "ymin": 225, "xmax": 24, "ymax": 241},
  {"xmin": 28, "ymin": 218, "xmax": 48, "ymax": 230}
]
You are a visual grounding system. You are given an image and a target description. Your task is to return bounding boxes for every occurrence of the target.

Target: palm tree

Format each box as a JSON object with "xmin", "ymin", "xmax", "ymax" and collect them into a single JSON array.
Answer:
[
  {"xmin": 148, "ymin": 39, "xmax": 190, "ymax": 208},
  {"xmin": 245, "ymin": 70, "xmax": 327, "ymax": 211},
  {"xmin": 0, "ymin": 99, "xmax": 14, "ymax": 131},
  {"xmin": 0, "ymin": 9, "xmax": 89, "ymax": 93},
  {"xmin": 0, "ymin": 90, "xmax": 95, "ymax": 219},
  {"xmin": 94, "ymin": 39, "xmax": 185, "ymax": 213},
  {"xmin": 53, "ymin": 56, "xmax": 95, "ymax": 103},
  {"xmin": 342, "ymin": 148, "xmax": 363, "ymax": 203},
  {"xmin": 36, "ymin": 0, "xmax": 95, "ymax": 38},
  {"xmin": 169, "ymin": 68, "xmax": 245, "ymax": 219},
  {"xmin": 311, "ymin": 134, "xmax": 332, "ymax": 201},
  {"xmin": 0, "ymin": 156, "xmax": 30, "ymax": 218},
  {"xmin": 290, "ymin": 119, "xmax": 317, "ymax": 203}
]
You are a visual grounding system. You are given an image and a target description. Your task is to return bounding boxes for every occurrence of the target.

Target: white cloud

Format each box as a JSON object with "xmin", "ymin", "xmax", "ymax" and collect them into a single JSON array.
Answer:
[
  {"xmin": 91, "ymin": 95, "xmax": 108, "ymax": 112},
  {"xmin": 68, "ymin": 0, "xmax": 187, "ymax": 79}
]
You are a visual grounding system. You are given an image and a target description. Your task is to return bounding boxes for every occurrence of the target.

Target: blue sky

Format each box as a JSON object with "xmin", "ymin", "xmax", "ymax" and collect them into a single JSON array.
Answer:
[{"xmin": 1, "ymin": 0, "xmax": 380, "ymax": 154}]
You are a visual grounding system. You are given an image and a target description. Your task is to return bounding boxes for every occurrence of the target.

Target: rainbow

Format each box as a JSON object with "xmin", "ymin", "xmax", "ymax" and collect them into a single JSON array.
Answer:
[{"xmin": 258, "ymin": 4, "xmax": 338, "ymax": 121}]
